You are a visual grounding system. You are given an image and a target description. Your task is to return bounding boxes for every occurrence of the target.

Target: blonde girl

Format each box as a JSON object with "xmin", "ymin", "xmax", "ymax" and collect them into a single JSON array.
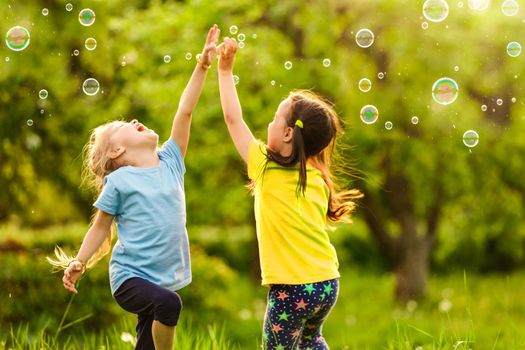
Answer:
[{"xmin": 48, "ymin": 25, "xmax": 220, "ymax": 350}]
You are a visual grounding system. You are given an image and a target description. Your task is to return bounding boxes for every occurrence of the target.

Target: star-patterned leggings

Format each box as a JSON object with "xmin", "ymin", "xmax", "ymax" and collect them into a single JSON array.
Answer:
[{"xmin": 262, "ymin": 278, "xmax": 339, "ymax": 350}]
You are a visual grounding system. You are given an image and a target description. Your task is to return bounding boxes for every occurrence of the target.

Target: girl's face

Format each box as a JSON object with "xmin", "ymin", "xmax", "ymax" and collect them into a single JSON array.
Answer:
[
  {"xmin": 108, "ymin": 119, "xmax": 158, "ymax": 153},
  {"xmin": 267, "ymin": 98, "xmax": 293, "ymax": 153}
]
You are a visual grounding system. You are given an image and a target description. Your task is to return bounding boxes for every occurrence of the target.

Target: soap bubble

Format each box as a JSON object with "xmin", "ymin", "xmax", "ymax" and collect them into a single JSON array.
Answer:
[
  {"xmin": 322, "ymin": 58, "xmax": 331, "ymax": 67},
  {"xmin": 85, "ymin": 37, "xmax": 97, "ymax": 51},
  {"xmin": 42, "ymin": 8, "xmax": 49, "ymax": 16},
  {"xmin": 355, "ymin": 29, "xmax": 374, "ymax": 48},
  {"xmin": 79, "ymin": 9, "xmax": 96, "ymax": 26},
  {"xmin": 496, "ymin": 98, "xmax": 503, "ymax": 106},
  {"xmin": 506, "ymin": 42, "xmax": 521, "ymax": 57},
  {"xmin": 73, "ymin": 49, "xmax": 79, "ymax": 56},
  {"xmin": 481, "ymin": 104, "xmax": 487, "ymax": 111},
  {"xmin": 164, "ymin": 55, "xmax": 171, "ymax": 63},
  {"xmin": 5, "ymin": 26, "xmax": 30, "ymax": 51},
  {"xmin": 421, "ymin": 22, "xmax": 429, "ymax": 29},
  {"xmin": 229, "ymin": 25, "xmax": 238, "ymax": 35},
  {"xmin": 185, "ymin": 52, "xmax": 192, "ymax": 60},
  {"xmin": 411, "ymin": 116, "xmax": 419, "ymax": 124},
  {"xmin": 82, "ymin": 78, "xmax": 100, "ymax": 96},
  {"xmin": 284, "ymin": 61, "xmax": 293, "ymax": 70},
  {"xmin": 360, "ymin": 105, "xmax": 379, "ymax": 124},
  {"xmin": 238, "ymin": 41, "xmax": 245, "ymax": 49},
  {"xmin": 463, "ymin": 130, "xmax": 479, "ymax": 148},
  {"xmin": 38, "ymin": 89, "xmax": 48, "ymax": 99},
  {"xmin": 423, "ymin": 0, "xmax": 450, "ymax": 22},
  {"xmin": 378, "ymin": 72, "xmax": 385, "ymax": 79},
  {"xmin": 468, "ymin": 0, "xmax": 490, "ymax": 11},
  {"xmin": 27, "ymin": 119, "xmax": 34, "ymax": 126},
  {"xmin": 237, "ymin": 33, "xmax": 246, "ymax": 42},
  {"xmin": 358, "ymin": 78, "xmax": 372, "ymax": 92},
  {"xmin": 65, "ymin": 3, "xmax": 73, "ymax": 11},
  {"xmin": 233, "ymin": 75, "xmax": 240, "ymax": 85},
  {"xmin": 385, "ymin": 121, "xmax": 393, "ymax": 130},
  {"xmin": 431, "ymin": 77, "xmax": 459, "ymax": 105},
  {"xmin": 501, "ymin": 0, "xmax": 519, "ymax": 16}
]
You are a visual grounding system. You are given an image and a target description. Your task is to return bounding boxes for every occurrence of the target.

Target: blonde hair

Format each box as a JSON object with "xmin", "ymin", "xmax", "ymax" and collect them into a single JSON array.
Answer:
[{"xmin": 47, "ymin": 121, "xmax": 123, "ymax": 271}]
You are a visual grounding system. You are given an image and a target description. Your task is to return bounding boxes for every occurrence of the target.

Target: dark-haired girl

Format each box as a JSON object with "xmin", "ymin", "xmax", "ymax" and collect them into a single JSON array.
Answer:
[{"xmin": 217, "ymin": 37, "xmax": 362, "ymax": 350}]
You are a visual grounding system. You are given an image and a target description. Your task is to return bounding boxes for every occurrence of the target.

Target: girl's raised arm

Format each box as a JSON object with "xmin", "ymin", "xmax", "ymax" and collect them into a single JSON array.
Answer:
[
  {"xmin": 171, "ymin": 25, "xmax": 220, "ymax": 157},
  {"xmin": 217, "ymin": 37, "xmax": 254, "ymax": 163}
]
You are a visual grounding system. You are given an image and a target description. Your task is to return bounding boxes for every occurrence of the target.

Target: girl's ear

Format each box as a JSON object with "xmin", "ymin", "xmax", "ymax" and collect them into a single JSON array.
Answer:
[
  {"xmin": 108, "ymin": 146, "xmax": 125, "ymax": 160},
  {"xmin": 283, "ymin": 127, "xmax": 294, "ymax": 143}
]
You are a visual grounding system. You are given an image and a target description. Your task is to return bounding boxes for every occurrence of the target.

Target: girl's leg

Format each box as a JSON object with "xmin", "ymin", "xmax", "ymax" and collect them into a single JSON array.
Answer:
[
  {"xmin": 114, "ymin": 277, "xmax": 183, "ymax": 350},
  {"xmin": 298, "ymin": 279, "xmax": 339, "ymax": 350},
  {"xmin": 152, "ymin": 320, "xmax": 176, "ymax": 350}
]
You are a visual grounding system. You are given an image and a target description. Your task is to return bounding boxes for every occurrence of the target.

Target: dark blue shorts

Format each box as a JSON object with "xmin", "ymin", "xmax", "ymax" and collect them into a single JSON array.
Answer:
[{"xmin": 114, "ymin": 277, "xmax": 182, "ymax": 350}]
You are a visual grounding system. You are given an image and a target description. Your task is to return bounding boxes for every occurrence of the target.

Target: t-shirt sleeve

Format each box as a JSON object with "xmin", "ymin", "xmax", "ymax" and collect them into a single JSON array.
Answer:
[
  {"xmin": 159, "ymin": 138, "xmax": 186, "ymax": 174},
  {"xmin": 247, "ymin": 139, "xmax": 268, "ymax": 180},
  {"xmin": 93, "ymin": 176, "xmax": 120, "ymax": 216}
]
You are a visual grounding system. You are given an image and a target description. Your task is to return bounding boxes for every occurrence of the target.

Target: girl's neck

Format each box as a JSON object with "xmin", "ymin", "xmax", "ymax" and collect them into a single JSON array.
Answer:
[{"xmin": 125, "ymin": 148, "xmax": 160, "ymax": 168}]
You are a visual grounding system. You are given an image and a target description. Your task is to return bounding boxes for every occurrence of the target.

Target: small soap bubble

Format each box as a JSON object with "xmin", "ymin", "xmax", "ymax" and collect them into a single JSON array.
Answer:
[
  {"xmin": 454, "ymin": 65, "xmax": 459, "ymax": 71},
  {"xmin": 506, "ymin": 42, "xmax": 521, "ymax": 57},
  {"xmin": 284, "ymin": 61, "xmax": 293, "ymax": 70},
  {"xmin": 40, "ymin": 109, "xmax": 45, "ymax": 115},
  {"xmin": 358, "ymin": 78, "xmax": 372, "ymax": 92},
  {"xmin": 497, "ymin": 98, "xmax": 503, "ymax": 106},
  {"xmin": 82, "ymin": 78, "xmax": 100, "ymax": 96},
  {"xmin": 378, "ymin": 72, "xmax": 385, "ymax": 79},
  {"xmin": 121, "ymin": 61, "xmax": 126, "ymax": 67},
  {"xmin": 458, "ymin": 1, "xmax": 464, "ymax": 7},
  {"xmin": 5, "ymin": 26, "xmax": 30, "ymax": 51},
  {"xmin": 423, "ymin": 0, "xmax": 449, "ymax": 22},
  {"xmin": 229, "ymin": 25, "xmax": 238, "ymax": 35},
  {"xmin": 468, "ymin": 0, "xmax": 490, "ymax": 11},
  {"xmin": 79, "ymin": 8, "xmax": 95, "ymax": 26},
  {"xmin": 42, "ymin": 8, "xmax": 49, "ymax": 16},
  {"xmin": 463, "ymin": 130, "xmax": 479, "ymax": 148},
  {"xmin": 5, "ymin": 57, "xmax": 9, "ymax": 62},
  {"xmin": 432, "ymin": 77, "xmax": 459, "ymax": 105},
  {"xmin": 355, "ymin": 28, "xmax": 374, "ymax": 48},
  {"xmin": 322, "ymin": 58, "xmax": 331, "ymax": 67},
  {"xmin": 252, "ymin": 34, "xmax": 257, "ymax": 39},
  {"xmin": 271, "ymin": 80, "xmax": 276, "ymax": 86},
  {"xmin": 163, "ymin": 55, "xmax": 171, "ymax": 63},
  {"xmin": 385, "ymin": 121, "xmax": 393, "ymax": 130},
  {"xmin": 481, "ymin": 104, "xmax": 487, "ymax": 111},
  {"xmin": 411, "ymin": 116, "xmax": 419, "ymax": 124},
  {"xmin": 27, "ymin": 119, "xmax": 34, "ymax": 126},
  {"xmin": 238, "ymin": 41, "xmax": 245, "ymax": 49},
  {"xmin": 85, "ymin": 37, "xmax": 97, "ymax": 51},
  {"xmin": 360, "ymin": 105, "xmax": 379, "ymax": 124},
  {"xmin": 73, "ymin": 49, "xmax": 79, "ymax": 56},
  {"xmin": 422, "ymin": 22, "xmax": 429, "ymax": 29},
  {"xmin": 502, "ymin": 0, "xmax": 519, "ymax": 16},
  {"xmin": 185, "ymin": 52, "xmax": 192, "ymax": 60},
  {"xmin": 233, "ymin": 75, "xmax": 240, "ymax": 85},
  {"xmin": 237, "ymin": 33, "xmax": 246, "ymax": 42},
  {"xmin": 38, "ymin": 89, "xmax": 48, "ymax": 99},
  {"xmin": 65, "ymin": 3, "xmax": 73, "ymax": 11},
  {"xmin": 511, "ymin": 97, "xmax": 517, "ymax": 103}
]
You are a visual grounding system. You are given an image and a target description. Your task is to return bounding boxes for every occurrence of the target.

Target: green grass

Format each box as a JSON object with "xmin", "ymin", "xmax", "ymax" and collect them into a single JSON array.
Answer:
[{"xmin": 3, "ymin": 271, "xmax": 525, "ymax": 349}]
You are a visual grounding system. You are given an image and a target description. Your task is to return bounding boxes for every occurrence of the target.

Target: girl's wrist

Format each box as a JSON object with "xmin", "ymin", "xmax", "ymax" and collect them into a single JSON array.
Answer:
[{"xmin": 70, "ymin": 258, "xmax": 87, "ymax": 273}]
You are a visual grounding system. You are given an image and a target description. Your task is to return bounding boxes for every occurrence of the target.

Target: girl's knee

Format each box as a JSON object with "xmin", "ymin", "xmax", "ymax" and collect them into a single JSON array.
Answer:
[{"xmin": 154, "ymin": 290, "xmax": 182, "ymax": 326}]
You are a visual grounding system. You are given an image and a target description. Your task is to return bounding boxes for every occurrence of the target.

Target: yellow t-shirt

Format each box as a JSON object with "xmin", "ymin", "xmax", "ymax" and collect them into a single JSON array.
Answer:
[{"xmin": 248, "ymin": 139, "xmax": 340, "ymax": 286}]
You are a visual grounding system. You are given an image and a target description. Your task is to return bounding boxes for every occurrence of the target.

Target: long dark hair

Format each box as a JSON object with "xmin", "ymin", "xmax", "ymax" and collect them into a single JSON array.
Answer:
[{"xmin": 266, "ymin": 90, "xmax": 362, "ymax": 222}]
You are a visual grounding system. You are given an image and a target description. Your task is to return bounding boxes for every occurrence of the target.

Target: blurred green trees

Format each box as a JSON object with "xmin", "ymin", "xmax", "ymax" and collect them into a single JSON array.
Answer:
[{"xmin": 1, "ymin": 0, "xmax": 525, "ymax": 302}]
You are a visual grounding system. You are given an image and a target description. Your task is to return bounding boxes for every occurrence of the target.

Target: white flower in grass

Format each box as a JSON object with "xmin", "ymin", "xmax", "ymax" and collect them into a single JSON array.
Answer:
[
  {"xmin": 120, "ymin": 332, "xmax": 136, "ymax": 346},
  {"xmin": 439, "ymin": 299, "xmax": 453, "ymax": 313}
]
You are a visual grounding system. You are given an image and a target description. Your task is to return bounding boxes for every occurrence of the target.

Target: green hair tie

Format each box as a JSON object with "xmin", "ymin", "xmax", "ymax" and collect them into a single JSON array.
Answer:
[{"xmin": 295, "ymin": 120, "xmax": 304, "ymax": 128}]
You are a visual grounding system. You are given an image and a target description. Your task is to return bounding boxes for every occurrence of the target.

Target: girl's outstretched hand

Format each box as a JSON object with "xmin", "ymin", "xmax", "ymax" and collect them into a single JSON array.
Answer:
[
  {"xmin": 62, "ymin": 261, "xmax": 84, "ymax": 294},
  {"xmin": 199, "ymin": 24, "xmax": 220, "ymax": 69},
  {"xmin": 218, "ymin": 37, "xmax": 238, "ymax": 72}
]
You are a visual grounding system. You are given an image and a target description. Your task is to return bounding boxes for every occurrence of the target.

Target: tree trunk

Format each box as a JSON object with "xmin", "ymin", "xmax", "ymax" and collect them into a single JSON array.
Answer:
[{"xmin": 394, "ymin": 236, "xmax": 432, "ymax": 302}]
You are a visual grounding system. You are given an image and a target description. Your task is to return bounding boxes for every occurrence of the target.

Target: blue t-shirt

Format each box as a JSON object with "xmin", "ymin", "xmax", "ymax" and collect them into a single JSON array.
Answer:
[{"xmin": 94, "ymin": 138, "xmax": 191, "ymax": 295}]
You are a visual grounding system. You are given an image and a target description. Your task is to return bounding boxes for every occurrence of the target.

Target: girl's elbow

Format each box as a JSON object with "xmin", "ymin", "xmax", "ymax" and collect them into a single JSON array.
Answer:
[{"xmin": 223, "ymin": 113, "xmax": 238, "ymax": 125}]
